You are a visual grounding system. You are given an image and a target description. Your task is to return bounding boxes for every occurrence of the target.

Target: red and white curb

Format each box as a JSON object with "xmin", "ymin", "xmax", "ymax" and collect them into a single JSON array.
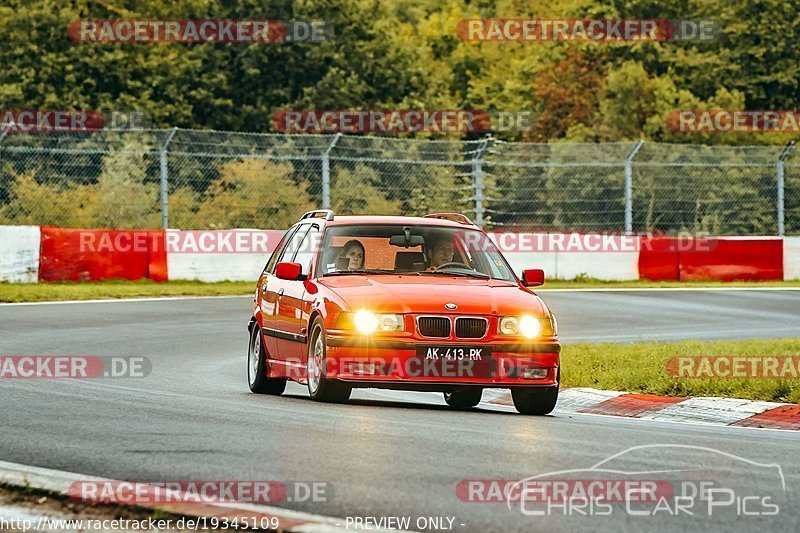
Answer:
[
  {"xmin": 0, "ymin": 461, "xmax": 406, "ymax": 533},
  {"xmin": 486, "ymin": 388, "xmax": 800, "ymax": 430}
]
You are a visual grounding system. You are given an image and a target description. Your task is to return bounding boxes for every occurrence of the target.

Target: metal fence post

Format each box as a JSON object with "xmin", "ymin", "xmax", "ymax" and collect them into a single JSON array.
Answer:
[
  {"xmin": 624, "ymin": 140, "xmax": 645, "ymax": 233},
  {"xmin": 0, "ymin": 129, "xmax": 8, "ymax": 166},
  {"xmin": 159, "ymin": 127, "xmax": 178, "ymax": 229},
  {"xmin": 321, "ymin": 132, "xmax": 342, "ymax": 209},
  {"xmin": 0, "ymin": 129, "xmax": 6, "ymax": 188},
  {"xmin": 471, "ymin": 135, "xmax": 493, "ymax": 227},
  {"xmin": 777, "ymin": 141, "xmax": 796, "ymax": 236}
]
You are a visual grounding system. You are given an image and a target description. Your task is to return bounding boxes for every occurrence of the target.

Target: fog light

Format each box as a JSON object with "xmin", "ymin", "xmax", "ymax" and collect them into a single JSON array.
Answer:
[
  {"xmin": 522, "ymin": 368, "xmax": 549, "ymax": 379},
  {"xmin": 348, "ymin": 362, "xmax": 376, "ymax": 375}
]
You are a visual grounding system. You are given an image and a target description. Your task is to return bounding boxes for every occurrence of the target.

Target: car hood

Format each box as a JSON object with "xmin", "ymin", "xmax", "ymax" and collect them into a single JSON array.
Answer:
[{"xmin": 318, "ymin": 275, "xmax": 548, "ymax": 316}]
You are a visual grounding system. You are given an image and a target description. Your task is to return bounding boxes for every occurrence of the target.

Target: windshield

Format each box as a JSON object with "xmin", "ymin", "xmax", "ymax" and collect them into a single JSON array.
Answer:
[{"xmin": 316, "ymin": 224, "xmax": 516, "ymax": 282}]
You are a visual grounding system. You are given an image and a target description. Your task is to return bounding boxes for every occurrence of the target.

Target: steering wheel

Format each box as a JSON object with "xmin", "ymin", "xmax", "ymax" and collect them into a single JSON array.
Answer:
[{"xmin": 434, "ymin": 261, "xmax": 471, "ymax": 270}]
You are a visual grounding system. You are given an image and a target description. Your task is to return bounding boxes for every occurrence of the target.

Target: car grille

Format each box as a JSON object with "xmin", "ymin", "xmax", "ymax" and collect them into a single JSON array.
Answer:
[
  {"xmin": 416, "ymin": 316, "xmax": 489, "ymax": 339},
  {"xmin": 455, "ymin": 317, "xmax": 487, "ymax": 339},
  {"xmin": 417, "ymin": 316, "xmax": 451, "ymax": 338}
]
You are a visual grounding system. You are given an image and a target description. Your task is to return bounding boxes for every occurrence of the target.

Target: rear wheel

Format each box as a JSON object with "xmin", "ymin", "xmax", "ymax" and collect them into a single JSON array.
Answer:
[
  {"xmin": 248, "ymin": 324, "xmax": 286, "ymax": 395},
  {"xmin": 443, "ymin": 388, "xmax": 483, "ymax": 410},
  {"xmin": 307, "ymin": 318, "xmax": 351, "ymax": 403}
]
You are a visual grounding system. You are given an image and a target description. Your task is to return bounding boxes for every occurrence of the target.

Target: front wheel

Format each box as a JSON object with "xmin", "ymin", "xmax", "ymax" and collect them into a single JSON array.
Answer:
[
  {"xmin": 307, "ymin": 318, "xmax": 351, "ymax": 403},
  {"xmin": 444, "ymin": 388, "xmax": 482, "ymax": 410},
  {"xmin": 248, "ymin": 324, "xmax": 286, "ymax": 395},
  {"xmin": 511, "ymin": 386, "xmax": 558, "ymax": 415}
]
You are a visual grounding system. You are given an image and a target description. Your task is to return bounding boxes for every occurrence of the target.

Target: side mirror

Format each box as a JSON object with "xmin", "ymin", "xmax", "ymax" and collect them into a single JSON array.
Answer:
[
  {"xmin": 521, "ymin": 268, "xmax": 545, "ymax": 287},
  {"xmin": 275, "ymin": 262, "xmax": 304, "ymax": 281}
]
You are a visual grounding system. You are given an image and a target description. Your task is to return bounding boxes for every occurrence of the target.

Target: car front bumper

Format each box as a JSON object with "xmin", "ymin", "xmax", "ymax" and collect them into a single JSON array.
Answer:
[{"xmin": 324, "ymin": 334, "xmax": 561, "ymax": 387}]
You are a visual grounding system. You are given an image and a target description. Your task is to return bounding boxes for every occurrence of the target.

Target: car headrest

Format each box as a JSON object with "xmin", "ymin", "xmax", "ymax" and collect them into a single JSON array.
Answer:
[{"xmin": 394, "ymin": 251, "xmax": 425, "ymax": 272}]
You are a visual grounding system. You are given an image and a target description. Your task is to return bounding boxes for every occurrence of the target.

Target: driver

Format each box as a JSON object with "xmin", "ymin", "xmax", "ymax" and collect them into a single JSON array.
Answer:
[{"xmin": 427, "ymin": 236, "xmax": 455, "ymax": 270}]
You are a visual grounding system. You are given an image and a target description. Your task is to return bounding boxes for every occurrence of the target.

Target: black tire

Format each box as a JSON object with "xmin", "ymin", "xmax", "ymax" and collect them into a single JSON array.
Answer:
[
  {"xmin": 307, "ymin": 317, "xmax": 351, "ymax": 403},
  {"xmin": 443, "ymin": 388, "xmax": 483, "ymax": 410},
  {"xmin": 511, "ymin": 386, "xmax": 559, "ymax": 415},
  {"xmin": 248, "ymin": 324, "xmax": 286, "ymax": 395}
]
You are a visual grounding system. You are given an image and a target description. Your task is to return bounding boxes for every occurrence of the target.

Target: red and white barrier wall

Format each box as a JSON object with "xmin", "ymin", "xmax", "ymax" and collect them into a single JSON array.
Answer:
[
  {"xmin": 39, "ymin": 227, "xmax": 167, "ymax": 282},
  {"xmin": 1, "ymin": 226, "xmax": 798, "ymax": 282}
]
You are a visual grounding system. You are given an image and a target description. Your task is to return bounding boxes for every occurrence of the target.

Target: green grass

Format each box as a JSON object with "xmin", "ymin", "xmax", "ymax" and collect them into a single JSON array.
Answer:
[
  {"xmin": 1, "ymin": 277, "xmax": 799, "ymax": 303},
  {"xmin": 539, "ymin": 278, "xmax": 800, "ymax": 289},
  {"xmin": 0, "ymin": 279, "xmax": 254, "ymax": 303},
  {"xmin": 562, "ymin": 338, "xmax": 800, "ymax": 404}
]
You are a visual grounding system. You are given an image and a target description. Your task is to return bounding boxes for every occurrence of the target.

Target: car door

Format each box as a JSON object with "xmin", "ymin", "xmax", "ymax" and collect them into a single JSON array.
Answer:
[
  {"xmin": 258, "ymin": 224, "xmax": 305, "ymax": 365},
  {"xmin": 264, "ymin": 224, "xmax": 310, "ymax": 369},
  {"xmin": 281, "ymin": 224, "xmax": 320, "ymax": 370}
]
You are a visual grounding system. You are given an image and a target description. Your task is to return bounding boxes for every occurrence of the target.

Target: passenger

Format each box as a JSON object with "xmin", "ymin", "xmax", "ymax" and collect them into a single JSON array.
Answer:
[{"xmin": 338, "ymin": 240, "xmax": 365, "ymax": 271}]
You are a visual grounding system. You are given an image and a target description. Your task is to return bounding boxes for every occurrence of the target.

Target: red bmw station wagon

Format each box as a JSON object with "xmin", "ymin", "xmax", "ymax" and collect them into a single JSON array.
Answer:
[{"xmin": 248, "ymin": 210, "xmax": 561, "ymax": 415}]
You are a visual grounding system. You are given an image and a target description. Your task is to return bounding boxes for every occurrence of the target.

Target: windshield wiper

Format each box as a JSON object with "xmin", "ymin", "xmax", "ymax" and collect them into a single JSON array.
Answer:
[
  {"xmin": 419, "ymin": 270, "xmax": 490, "ymax": 279},
  {"xmin": 323, "ymin": 269, "xmax": 396, "ymax": 276}
]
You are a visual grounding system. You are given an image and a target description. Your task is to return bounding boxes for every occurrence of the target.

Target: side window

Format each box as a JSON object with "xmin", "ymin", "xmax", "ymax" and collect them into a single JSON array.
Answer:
[
  {"xmin": 263, "ymin": 226, "xmax": 299, "ymax": 275},
  {"xmin": 293, "ymin": 225, "xmax": 320, "ymax": 276},
  {"xmin": 277, "ymin": 225, "xmax": 311, "ymax": 266}
]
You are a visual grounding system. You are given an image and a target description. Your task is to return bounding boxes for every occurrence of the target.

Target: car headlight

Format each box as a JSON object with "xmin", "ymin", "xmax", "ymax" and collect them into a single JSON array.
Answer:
[
  {"xmin": 353, "ymin": 311, "xmax": 404, "ymax": 334},
  {"xmin": 378, "ymin": 313, "xmax": 404, "ymax": 332},
  {"xmin": 519, "ymin": 315, "xmax": 541, "ymax": 338},
  {"xmin": 499, "ymin": 315, "xmax": 542, "ymax": 338}
]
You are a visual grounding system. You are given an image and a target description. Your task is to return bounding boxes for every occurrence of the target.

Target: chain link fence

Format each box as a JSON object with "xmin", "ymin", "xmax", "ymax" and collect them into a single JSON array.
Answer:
[{"xmin": 0, "ymin": 129, "xmax": 796, "ymax": 235}]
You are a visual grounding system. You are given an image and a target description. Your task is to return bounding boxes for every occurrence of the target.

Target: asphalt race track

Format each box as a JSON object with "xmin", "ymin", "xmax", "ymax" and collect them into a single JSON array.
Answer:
[{"xmin": 1, "ymin": 290, "xmax": 799, "ymax": 532}]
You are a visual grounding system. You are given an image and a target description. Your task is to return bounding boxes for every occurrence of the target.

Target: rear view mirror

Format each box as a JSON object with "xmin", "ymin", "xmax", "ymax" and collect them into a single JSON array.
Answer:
[
  {"xmin": 521, "ymin": 268, "xmax": 545, "ymax": 287},
  {"xmin": 389, "ymin": 234, "xmax": 425, "ymax": 248}
]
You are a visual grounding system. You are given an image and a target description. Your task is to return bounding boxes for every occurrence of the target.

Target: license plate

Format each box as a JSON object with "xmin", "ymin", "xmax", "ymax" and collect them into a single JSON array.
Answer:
[{"xmin": 413, "ymin": 346, "xmax": 493, "ymax": 378}]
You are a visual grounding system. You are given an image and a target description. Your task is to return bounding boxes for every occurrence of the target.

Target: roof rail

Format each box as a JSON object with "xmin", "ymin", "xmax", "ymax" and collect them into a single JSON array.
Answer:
[
  {"xmin": 423, "ymin": 213, "xmax": 474, "ymax": 225},
  {"xmin": 300, "ymin": 209, "xmax": 335, "ymax": 221}
]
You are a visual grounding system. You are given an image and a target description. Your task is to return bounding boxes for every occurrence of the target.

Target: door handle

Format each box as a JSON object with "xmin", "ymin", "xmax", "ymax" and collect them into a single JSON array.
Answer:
[
  {"xmin": 261, "ymin": 282, "xmax": 267, "ymax": 291},
  {"xmin": 278, "ymin": 288, "xmax": 285, "ymax": 297}
]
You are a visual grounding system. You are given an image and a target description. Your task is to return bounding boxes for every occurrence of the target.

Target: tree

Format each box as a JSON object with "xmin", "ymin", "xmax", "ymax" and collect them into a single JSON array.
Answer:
[{"xmin": 191, "ymin": 158, "xmax": 314, "ymax": 228}]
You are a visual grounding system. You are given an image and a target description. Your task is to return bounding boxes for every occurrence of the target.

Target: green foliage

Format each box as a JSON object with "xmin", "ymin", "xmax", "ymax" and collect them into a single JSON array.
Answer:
[
  {"xmin": 330, "ymin": 163, "xmax": 401, "ymax": 215},
  {"xmin": 0, "ymin": 0, "xmax": 798, "ymax": 231},
  {"xmin": 181, "ymin": 158, "xmax": 315, "ymax": 228},
  {"xmin": 0, "ymin": 170, "xmax": 97, "ymax": 227}
]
